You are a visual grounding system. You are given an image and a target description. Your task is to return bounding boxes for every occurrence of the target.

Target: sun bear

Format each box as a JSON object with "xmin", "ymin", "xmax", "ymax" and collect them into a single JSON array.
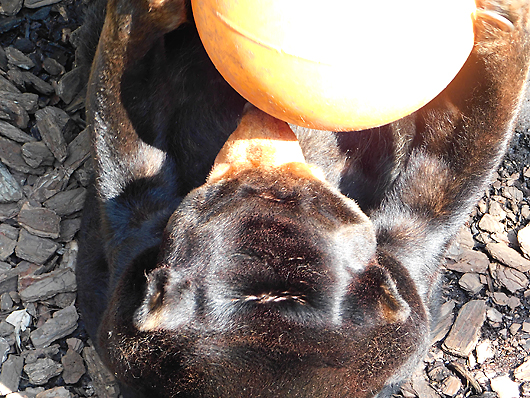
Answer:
[{"xmin": 77, "ymin": 0, "xmax": 530, "ymax": 397}]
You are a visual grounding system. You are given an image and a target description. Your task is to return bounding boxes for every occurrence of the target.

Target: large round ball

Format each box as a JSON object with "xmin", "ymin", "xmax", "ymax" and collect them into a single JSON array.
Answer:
[{"xmin": 192, "ymin": 0, "xmax": 476, "ymax": 131}]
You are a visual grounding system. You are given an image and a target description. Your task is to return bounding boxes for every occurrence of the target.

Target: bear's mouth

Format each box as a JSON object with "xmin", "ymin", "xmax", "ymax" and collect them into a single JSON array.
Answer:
[{"xmin": 233, "ymin": 291, "xmax": 307, "ymax": 305}]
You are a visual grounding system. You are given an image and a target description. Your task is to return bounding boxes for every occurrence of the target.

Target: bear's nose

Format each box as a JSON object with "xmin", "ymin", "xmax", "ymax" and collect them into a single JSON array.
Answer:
[{"xmin": 208, "ymin": 104, "xmax": 326, "ymax": 183}]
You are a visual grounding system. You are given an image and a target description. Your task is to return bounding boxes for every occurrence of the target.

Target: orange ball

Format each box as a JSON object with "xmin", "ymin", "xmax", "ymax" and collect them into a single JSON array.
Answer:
[{"xmin": 192, "ymin": 0, "xmax": 476, "ymax": 131}]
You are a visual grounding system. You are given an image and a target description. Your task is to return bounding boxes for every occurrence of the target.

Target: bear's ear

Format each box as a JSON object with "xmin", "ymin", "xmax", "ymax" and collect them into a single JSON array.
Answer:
[
  {"xmin": 377, "ymin": 270, "xmax": 411, "ymax": 324},
  {"xmin": 348, "ymin": 265, "xmax": 411, "ymax": 325},
  {"xmin": 134, "ymin": 267, "xmax": 170, "ymax": 331},
  {"xmin": 134, "ymin": 267, "xmax": 194, "ymax": 331}
]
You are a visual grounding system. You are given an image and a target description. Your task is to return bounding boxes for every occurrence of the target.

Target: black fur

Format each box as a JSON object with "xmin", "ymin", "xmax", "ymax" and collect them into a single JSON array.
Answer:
[{"xmin": 77, "ymin": 0, "xmax": 530, "ymax": 397}]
